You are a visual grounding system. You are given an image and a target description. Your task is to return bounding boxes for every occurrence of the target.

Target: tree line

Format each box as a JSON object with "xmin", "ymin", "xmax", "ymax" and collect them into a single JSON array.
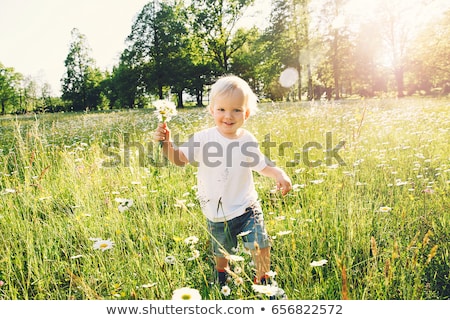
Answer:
[{"xmin": 1, "ymin": 0, "xmax": 449, "ymax": 114}]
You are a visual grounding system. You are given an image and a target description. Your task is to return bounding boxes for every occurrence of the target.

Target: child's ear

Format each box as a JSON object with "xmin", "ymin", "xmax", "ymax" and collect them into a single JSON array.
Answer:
[{"xmin": 245, "ymin": 108, "xmax": 250, "ymax": 120}]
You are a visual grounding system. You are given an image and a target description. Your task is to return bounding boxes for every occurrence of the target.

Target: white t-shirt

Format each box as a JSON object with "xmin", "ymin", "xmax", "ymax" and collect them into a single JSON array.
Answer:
[{"xmin": 178, "ymin": 127, "xmax": 270, "ymax": 222}]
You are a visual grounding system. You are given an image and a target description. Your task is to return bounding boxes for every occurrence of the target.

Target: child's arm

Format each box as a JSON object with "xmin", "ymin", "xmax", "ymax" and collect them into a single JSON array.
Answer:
[
  {"xmin": 260, "ymin": 166, "xmax": 292, "ymax": 196},
  {"xmin": 154, "ymin": 123, "xmax": 189, "ymax": 166}
]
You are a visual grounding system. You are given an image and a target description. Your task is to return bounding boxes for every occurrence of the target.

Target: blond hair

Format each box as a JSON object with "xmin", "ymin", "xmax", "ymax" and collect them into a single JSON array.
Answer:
[{"xmin": 208, "ymin": 75, "xmax": 258, "ymax": 116}]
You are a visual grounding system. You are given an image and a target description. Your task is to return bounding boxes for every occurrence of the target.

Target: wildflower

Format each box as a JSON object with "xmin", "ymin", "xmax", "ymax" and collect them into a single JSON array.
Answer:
[
  {"xmin": 276, "ymin": 230, "xmax": 292, "ymax": 236},
  {"xmin": 70, "ymin": 254, "xmax": 83, "ymax": 259},
  {"xmin": 292, "ymin": 184, "xmax": 305, "ymax": 191},
  {"xmin": 93, "ymin": 239, "xmax": 115, "ymax": 251},
  {"xmin": 173, "ymin": 236, "xmax": 183, "ymax": 242},
  {"xmin": 225, "ymin": 254, "xmax": 245, "ymax": 262},
  {"xmin": 395, "ymin": 179, "xmax": 408, "ymax": 186},
  {"xmin": 184, "ymin": 236, "xmax": 199, "ymax": 245},
  {"xmin": 3, "ymin": 188, "xmax": 16, "ymax": 194},
  {"xmin": 175, "ymin": 199, "xmax": 187, "ymax": 209},
  {"xmin": 115, "ymin": 198, "xmax": 133, "ymax": 213},
  {"xmin": 422, "ymin": 188, "xmax": 434, "ymax": 194},
  {"xmin": 233, "ymin": 266, "xmax": 242, "ymax": 274},
  {"xmin": 310, "ymin": 259, "xmax": 328, "ymax": 267},
  {"xmin": 221, "ymin": 285, "xmax": 231, "ymax": 296},
  {"xmin": 187, "ymin": 250, "xmax": 200, "ymax": 261},
  {"xmin": 0, "ymin": 280, "xmax": 5, "ymax": 287},
  {"xmin": 171, "ymin": 287, "xmax": 202, "ymax": 300},
  {"xmin": 165, "ymin": 255, "xmax": 176, "ymax": 265},
  {"xmin": 154, "ymin": 100, "xmax": 177, "ymax": 123},
  {"xmin": 141, "ymin": 283, "xmax": 157, "ymax": 288},
  {"xmin": 310, "ymin": 179, "xmax": 324, "ymax": 184},
  {"xmin": 265, "ymin": 270, "xmax": 277, "ymax": 278},
  {"xmin": 234, "ymin": 277, "xmax": 244, "ymax": 286},
  {"xmin": 252, "ymin": 284, "xmax": 282, "ymax": 297},
  {"xmin": 378, "ymin": 206, "xmax": 392, "ymax": 213}
]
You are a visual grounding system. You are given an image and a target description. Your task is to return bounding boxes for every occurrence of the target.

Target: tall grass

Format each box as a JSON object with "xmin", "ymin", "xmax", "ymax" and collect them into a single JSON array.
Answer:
[{"xmin": 0, "ymin": 98, "xmax": 448, "ymax": 300}]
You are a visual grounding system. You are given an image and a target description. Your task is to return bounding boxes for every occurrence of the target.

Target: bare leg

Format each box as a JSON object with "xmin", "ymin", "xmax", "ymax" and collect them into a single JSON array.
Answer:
[
  {"xmin": 215, "ymin": 256, "xmax": 229, "ymax": 272},
  {"xmin": 251, "ymin": 246, "xmax": 271, "ymax": 283}
]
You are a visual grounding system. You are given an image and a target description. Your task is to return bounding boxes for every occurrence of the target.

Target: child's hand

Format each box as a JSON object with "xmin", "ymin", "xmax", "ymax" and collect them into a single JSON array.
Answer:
[
  {"xmin": 276, "ymin": 172, "xmax": 292, "ymax": 196},
  {"xmin": 153, "ymin": 123, "xmax": 171, "ymax": 142}
]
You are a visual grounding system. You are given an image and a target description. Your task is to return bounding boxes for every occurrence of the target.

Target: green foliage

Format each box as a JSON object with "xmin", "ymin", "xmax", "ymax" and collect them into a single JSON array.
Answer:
[
  {"xmin": 61, "ymin": 28, "xmax": 103, "ymax": 111},
  {"xmin": 0, "ymin": 62, "xmax": 22, "ymax": 115},
  {"xmin": 2, "ymin": 2, "xmax": 450, "ymax": 115},
  {"xmin": 0, "ymin": 98, "xmax": 448, "ymax": 300}
]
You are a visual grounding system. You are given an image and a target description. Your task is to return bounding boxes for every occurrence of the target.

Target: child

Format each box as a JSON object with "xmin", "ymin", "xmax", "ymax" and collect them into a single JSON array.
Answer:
[{"xmin": 154, "ymin": 75, "xmax": 292, "ymax": 288}]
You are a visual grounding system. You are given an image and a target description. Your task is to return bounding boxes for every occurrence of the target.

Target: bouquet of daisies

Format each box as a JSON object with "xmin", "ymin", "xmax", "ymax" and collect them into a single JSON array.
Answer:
[{"xmin": 153, "ymin": 99, "xmax": 177, "ymax": 123}]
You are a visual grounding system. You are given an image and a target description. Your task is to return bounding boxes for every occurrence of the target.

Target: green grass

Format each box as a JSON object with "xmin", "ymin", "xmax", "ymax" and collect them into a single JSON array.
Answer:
[{"xmin": 0, "ymin": 98, "xmax": 449, "ymax": 300}]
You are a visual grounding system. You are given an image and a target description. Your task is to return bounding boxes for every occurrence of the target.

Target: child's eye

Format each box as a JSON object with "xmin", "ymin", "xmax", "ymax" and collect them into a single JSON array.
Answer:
[{"xmin": 234, "ymin": 109, "xmax": 242, "ymax": 112}]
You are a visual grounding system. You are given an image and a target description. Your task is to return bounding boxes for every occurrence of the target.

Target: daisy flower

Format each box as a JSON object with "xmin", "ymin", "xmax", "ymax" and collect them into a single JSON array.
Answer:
[
  {"xmin": 153, "ymin": 100, "xmax": 177, "ymax": 123},
  {"xmin": 378, "ymin": 206, "xmax": 392, "ymax": 213},
  {"xmin": 115, "ymin": 198, "xmax": 133, "ymax": 213},
  {"xmin": 165, "ymin": 255, "xmax": 176, "ymax": 265},
  {"xmin": 233, "ymin": 266, "xmax": 242, "ymax": 274},
  {"xmin": 234, "ymin": 277, "xmax": 244, "ymax": 286},
  {"xmin": 221, "ymin": 285, "xmax": 231, "ymax": 296},
  {"xmin": 184, "ymin": 236, "xmax": 199, "ymax": 245},
  {"xmin": 265, "ymin": 270, "xmax": 277, "ymax": 278},
  {"xmin": 310, "ymin": 259, "xmax": 328, "ymax": 267},
  {"xmin": 171, "ymin": 287, "xmax": 202, "ymax": 300},
  {"xmin": 93, "ymin": 239, "xmax": 115, "ymax": 251},
  {"xmin": 187, "ymin": 249, "xmax": 200, "ymax": 261},
  {"xmin": 276, "ymin": 230, "xmax": 292, "ymax": 236},
  {"xmin": 252, "ymin": 284, "xmax": 281, "ymax": 297},
  {"xmin": 225, "ymin": 254, "xmax": 245, "ymax": 262}
]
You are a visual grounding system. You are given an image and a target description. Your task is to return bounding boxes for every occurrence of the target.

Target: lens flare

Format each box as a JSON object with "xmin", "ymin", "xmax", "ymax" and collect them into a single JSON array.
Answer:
[{"xmin": 279, "ymin": 67, "xmax": 299, "ymax": 88}]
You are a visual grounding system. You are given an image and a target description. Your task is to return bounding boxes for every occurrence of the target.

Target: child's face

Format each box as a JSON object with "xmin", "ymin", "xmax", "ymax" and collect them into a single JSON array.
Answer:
[{"xmin": 210, "ymin": 90, "xmax": 250, "ymax": 139}]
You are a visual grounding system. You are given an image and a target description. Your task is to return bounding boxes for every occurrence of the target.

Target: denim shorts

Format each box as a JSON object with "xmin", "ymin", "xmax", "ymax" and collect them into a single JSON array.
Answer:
[{"xmin": 207, "ymin": 205, "xmax": 271, "ymax": 257}]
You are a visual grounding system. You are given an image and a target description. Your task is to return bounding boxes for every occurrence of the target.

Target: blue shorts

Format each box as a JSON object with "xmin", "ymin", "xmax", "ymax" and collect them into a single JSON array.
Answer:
[{"xmin": 207, "ymin": 205, "xmax": 271, "ymax": 257}]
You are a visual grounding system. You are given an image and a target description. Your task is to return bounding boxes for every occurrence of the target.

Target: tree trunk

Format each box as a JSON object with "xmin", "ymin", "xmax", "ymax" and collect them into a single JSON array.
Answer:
[
  {"xmin": 177, "ymin": 90, "xmax": 184, "ymax": 108},
  {"xmin": 395, "ymin": 66, "xmax": 405, "ymax": 98},
  {"xmin": 333, "ymin": 30, "xmax": 340, "ymax": 100}
]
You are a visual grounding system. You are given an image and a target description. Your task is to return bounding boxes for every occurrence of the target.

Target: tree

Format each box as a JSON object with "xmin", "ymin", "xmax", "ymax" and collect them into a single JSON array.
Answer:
[
  {"xmin": 375, "ymin": 0, "xmax": 428, "ymax": 97},
  {"xmin": 406, "ymin": 9, "xmax": 450, "ymax": 95},
  {"xmin": 61, "ymin": 28, "xmax": 101, "ymax": 111},
  {"xmin": 190, "ymin": 0, "xmax": 255, "ymax": 73},
  {"xmin": 0, "ymin": 62, "xmax": 22, "ymax": 115},
  {"xmin": 315, "ymin": 0, "xmax": 353, "ymax": 99},
  {"xmin": 260, "ymin": 0, "xmax": 314, "ymax": 101},
  {"xmin": 126, "ymin": 1, "xmax": 194, "ymax": 107}
]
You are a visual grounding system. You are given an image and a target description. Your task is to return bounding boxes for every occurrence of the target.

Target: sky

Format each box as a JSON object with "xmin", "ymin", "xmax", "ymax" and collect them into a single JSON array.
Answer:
[{"xmin": 0, "ymin": 0, "xmax": 271, "ymax": 95}]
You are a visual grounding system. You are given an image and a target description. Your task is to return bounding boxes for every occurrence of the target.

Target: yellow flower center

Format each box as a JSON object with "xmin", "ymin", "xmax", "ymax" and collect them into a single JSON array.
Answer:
[{"xmin": 181, "ymin": 294, "xmax": 191, "ymax": 300}]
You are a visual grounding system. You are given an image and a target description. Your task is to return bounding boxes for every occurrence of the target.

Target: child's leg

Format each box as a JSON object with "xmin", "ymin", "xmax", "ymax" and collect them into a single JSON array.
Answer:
[
  {"xmin": 215, "ymin": 256, "xmax": 229, "ymax": 271},
  {"xmin": 251, "ymin": 246, "xmax": 271, "ymax": 283},
  {"xmin": 215, "ymin": 256, "xmax": 229, "ymax": 285}
]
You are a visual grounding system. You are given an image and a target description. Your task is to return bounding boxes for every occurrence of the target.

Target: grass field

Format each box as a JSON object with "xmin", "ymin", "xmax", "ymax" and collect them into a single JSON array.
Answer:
[{"xmin": 0, "ymin": 98, "xmax": 449, "ymax": 300}]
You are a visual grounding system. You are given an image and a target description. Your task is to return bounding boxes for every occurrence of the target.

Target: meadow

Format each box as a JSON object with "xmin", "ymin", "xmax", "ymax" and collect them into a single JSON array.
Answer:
[{"xmin": 0, "ymin": 98, "xmax": 448, "ymax": 300}]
